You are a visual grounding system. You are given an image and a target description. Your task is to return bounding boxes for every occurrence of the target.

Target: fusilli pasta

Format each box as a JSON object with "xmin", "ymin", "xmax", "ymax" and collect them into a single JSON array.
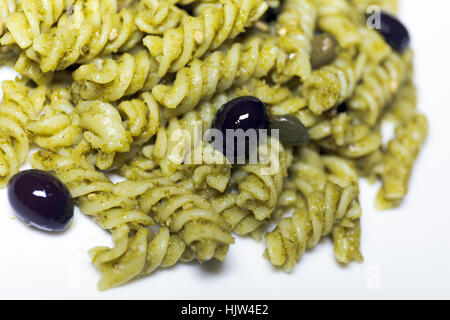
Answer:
[
  {"xmin": 72, "ymin": 48, "xmax": 160, "ymax": 101},
  {"xmin": 22, "ymin": 0, "xmax": 142, "ymax": 71},
  {"xmin": 0, "ymin": 0, "xmax": 74, "ymax": 46},
  {"xmin": 143, "ymin": 0, "xmax": 269, "ymax": 77},
  {"xmin": 275, "ymin": 0, "xmax": 316, "ymax": 80},
  {"xmin": 376, "ymin": 113, "xmax": 428, "ymax": 209},
  {"xmin": 151, "ymin": 36, "xmax": 290, "ymax": 114},
  {"xmin": 0, "ymin": 0, "xmax": 428, "ymax": 290}
]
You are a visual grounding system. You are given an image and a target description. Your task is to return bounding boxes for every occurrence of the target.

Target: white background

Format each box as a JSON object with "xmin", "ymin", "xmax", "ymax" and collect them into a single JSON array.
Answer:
[{"xmin": 0, "ymin": 0, "xmax": 449, "ymax": 299}]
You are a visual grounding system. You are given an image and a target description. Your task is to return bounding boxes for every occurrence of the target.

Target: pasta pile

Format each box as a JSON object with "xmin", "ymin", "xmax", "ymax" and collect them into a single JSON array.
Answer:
[{"xmin": 0, "ymin": 0, "xmax": 428, "ymax": 290}]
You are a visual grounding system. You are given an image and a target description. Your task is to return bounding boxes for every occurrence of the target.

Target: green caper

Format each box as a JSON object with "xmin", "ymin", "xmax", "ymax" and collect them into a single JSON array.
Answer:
[
  {"xmin": 270, "ymin": 115, "xmax": 309, "ymax": 146},
  {"xmin": 310, "ymin": 33, "xmax": 339, "ymax": 69}
]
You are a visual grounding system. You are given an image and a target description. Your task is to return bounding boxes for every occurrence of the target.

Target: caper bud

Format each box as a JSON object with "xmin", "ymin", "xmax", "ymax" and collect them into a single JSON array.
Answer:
[
  {"xmin": 270, "ymin": 115, "xmax": 309, "ymax": 146},
  {"xmin": 311, "ymin": 33, "xmax": 339, "ymax": 69}
]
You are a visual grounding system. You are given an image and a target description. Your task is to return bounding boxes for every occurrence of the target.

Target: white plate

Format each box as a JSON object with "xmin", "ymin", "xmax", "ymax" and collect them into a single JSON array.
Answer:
[{"xmin": 1, "ymin": 0, "xmax": 449, "ymax": 299}]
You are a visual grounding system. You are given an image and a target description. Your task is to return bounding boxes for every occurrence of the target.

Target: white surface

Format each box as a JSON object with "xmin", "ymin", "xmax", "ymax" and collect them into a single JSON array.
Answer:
[{"xmin": 1, "ymin": 0, "xmax": 449, "ymax": 300}]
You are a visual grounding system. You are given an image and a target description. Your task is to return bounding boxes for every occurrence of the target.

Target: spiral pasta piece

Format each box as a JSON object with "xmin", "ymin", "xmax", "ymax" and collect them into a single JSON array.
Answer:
[
  {"xmin": 348, "ymin": 50, "xmax": 413, "ymax": 125},
  {"xmin": 294, "ymin": 91, "xmax": 384, "ymax": 157},
  {"xmin": 315, "ymin": 0, "xmax": 360, "ymax": 49},
  {"xmin": 235, "ymin": 136, "xmax": 292, "ymax": 221},
  {"xmin": 303, "ymin": 49, "xmax": 367, "ymax": 115},
  {"xmin": 264, "ymin": 146, "xmax": 362, "ymax": 270},
  {"xmin": 265, "ymin": 181, "xmax": 361, "ymax": 271},
  {"xmin": 14, "ymin": 52, "xmax": 53, "ymax": 85},
  {"xmin": 211, "ymin": 193, "xmax": 264, "ymax": 237},
  {"xmin": 139, "ymin": 184, "xmax": 234, "ymax": 262},
  {"xmin": 376, "ymin": 113, "xmax": 428, "ymax": 209},
  {"xmin": 0, "ymin": 0, "xmax": 74, "ymax": 46},
  {"xmin": 143, "ymin": 0, "xmax": 269, "ymax": 77},
  {"xmin": 151, "ymin": 36, "xmax": 289, "ymax": 114},
  {"xmin": 290, "ymin": 145, "xmax": 360, "ymax": 193},
  {"xmin": 90, "ymin": 176, "xmax": 200, "ymax": 290},
  {"xmin": 212, "ymin": 162, "xmax": 295, "ymax": 240},
  {"xmin": 135, "ymin": 0, "xmax": 189, "ymax": 35},
  {"xmin": 332, "ymin": 218, "xmax": 363, "ymax": 264},
  {"xmin": 275, "ymin": 0, "xmax": 316, "ymax": 80},
  {"xmin": 318, "ymin": 129, "xmax": 383, "ymax": 159},
  {"xmin": 27, "ymin": 85, "xmax": 83, "ymax": 150},
  {"xmin": 308, "ymin": 112, "xmax": 371, "ymax": 147},
  {"xmin": 182, "ymin": 144, "xmax": 231, "ymax": 193},
  {"xmin": 350, "ymin": 78, "xmax": 412, "ymax": 171},
  {"xmin": 29, "ymin": 148, "xmax": 192, "ymax": 290},
  {"xmin": 77, "ymin": 100, "xmax": 132, "ymax": 154},
  {"xmin": 357, "ymin": 24, "xmax": 392, "ymax": 64},
  {"xmin": 297, "ymin": 147, "xmax": 363, "ymax": 263},
  {"xmin": 22, "ymin": 0, "xmax": 142, "ymax": 72},
  {"xmin": 90, "ymin": 224, "xmax": 194, "ymax": 290},
  {"xmin": 72, "ymin": 49, "xmax": 160, "ymax": 101},
  {"xmin": 75, "ymin": 92, "xmax": 160, "ymax": 170},
  {"xmin": 0, "ymin": 79, "xmax": 46, "ymax": 187},
  {"xmin": 151, "ymin": 129, "xmax": 233, "ymax": 191}
]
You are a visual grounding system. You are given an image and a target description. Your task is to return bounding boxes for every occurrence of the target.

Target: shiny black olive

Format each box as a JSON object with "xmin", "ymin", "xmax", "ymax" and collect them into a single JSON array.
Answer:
[
  {"xmin": 211, "ymin": 96, "xmax": 270, "ymax": 161},
  {"xmin": 375, "ymin": 12, "xmax": 410, "ymax": 53},
  {"xmin": 7, "ymin": 169, "xmax": 74, "ymax": 232},
  {"xmin": 269, "ymin": 115, "xmax": 309, "ymax": 146},
  {"xmin": 311, "ymin": 33, "xmax": 339, "ymax": 69}
]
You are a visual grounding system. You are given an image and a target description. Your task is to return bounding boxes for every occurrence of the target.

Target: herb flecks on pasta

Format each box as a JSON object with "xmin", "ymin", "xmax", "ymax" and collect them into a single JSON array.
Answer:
[
  {"xmin": 8, "ymin": 0, "xmax": 143, "ymax": 72},
  {"xmin": 143, "ymin": 0, "xmax": 269, "ymax": 77},
  {"xmin": 135, "ymin": 0, "xmax": 189, "ymax": 35},
  {"xmin": 151, "ymin": 36, "xmax": 291, "ymax": 114},
  {"xmin": 0, "ymin": 80, "xmax": 46, "ymax": 187},
  {"xmin": 0, "ymin": 0, "xmax": 428, "ymax": 290},
  {"xmin": 72, "ymin": 49, "xmax": 160, "ymax": 102},
  {"xmin": 276, "ymin": 0, "xmax": 316, "ymax": 80},
  {"xmin": 376, "ymin": 113, "xmax": 428, "ymax": 210},
  {"xmin": 0, "ymin": 0, "xmax": 75, "ymax": 48}
]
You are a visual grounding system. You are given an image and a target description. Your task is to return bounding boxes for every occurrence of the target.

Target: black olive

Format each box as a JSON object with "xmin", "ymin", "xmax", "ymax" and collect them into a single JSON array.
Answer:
[
  {"xmin": 211, "ymin": 96, "xmax": 270, "ymax": 161},
  {"xmin": 375, "ymin": 12, "xmax": 410, "ymax": 53},
  {"xmin": 311, "ymin": 33, "xmax": 339, "ymax": 69},
  {"xmin": 7, "ymin": 169, "xmax": 74, "ymax": 232},
  {"xmin": 269, "ymin": 115, "xmax": 309, "ymax": 146}
]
